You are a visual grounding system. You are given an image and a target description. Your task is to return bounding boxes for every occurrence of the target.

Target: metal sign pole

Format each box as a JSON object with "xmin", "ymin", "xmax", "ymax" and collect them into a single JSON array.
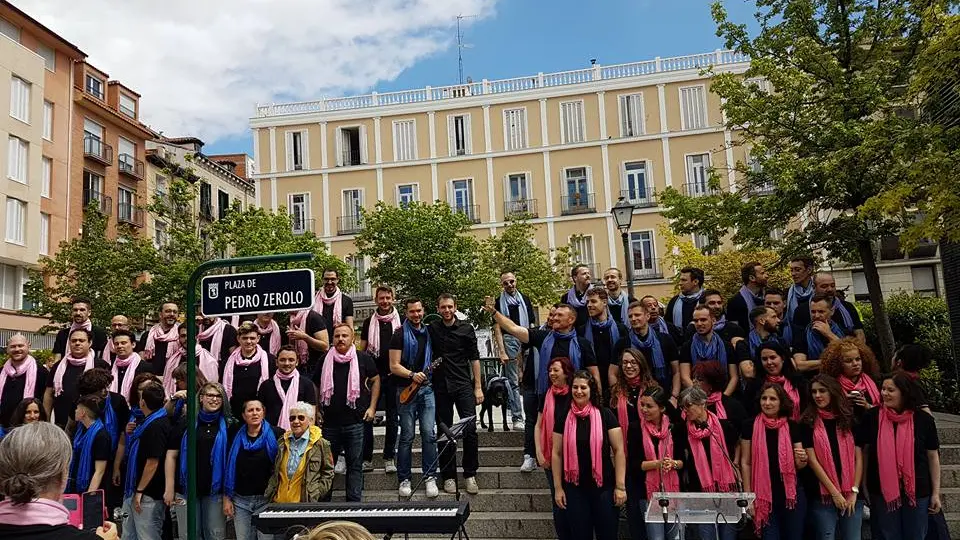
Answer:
[{"xmin": 184, "ymin": 252, "xmax": 313, "ymax": 538}]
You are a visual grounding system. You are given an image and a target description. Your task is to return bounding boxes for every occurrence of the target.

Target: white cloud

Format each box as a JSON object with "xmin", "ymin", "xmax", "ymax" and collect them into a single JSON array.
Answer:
[{"xmin": 16, "ymin": 0, "xmax": 497, "ymax": 143}]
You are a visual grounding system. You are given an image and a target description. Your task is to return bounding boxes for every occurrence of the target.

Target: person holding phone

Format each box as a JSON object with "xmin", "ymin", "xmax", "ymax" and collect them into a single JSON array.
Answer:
[{"xmin": 820, "ymin": 338, "xmax": 880, "ymax": 416}]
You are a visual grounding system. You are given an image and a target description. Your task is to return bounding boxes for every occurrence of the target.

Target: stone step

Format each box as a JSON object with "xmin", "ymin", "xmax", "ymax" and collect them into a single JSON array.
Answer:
[
  {"xmin": 328, "ymin": 489, "xmax": 554, "ymax": 513},
  {"xmin": 939, "ymin": 487, "xmax": 960, "ymax": 509},
  {"xmin": 370, "ymin": 428, "xmax": 524, "ymax": 449},
  {"xmin": 364, "ymin": 446, "xmax": 528, "ymax": 469},
  {"xmin": 941, "ymin": 444, "xmax": 960, "ymax": 465},
  {"xmin": 942, "ymin": 465, "xmax": 960, "ymax": 488},
  {"xmin": 334, "ymin": 466, "xmax": 548, "ymax": 491}
]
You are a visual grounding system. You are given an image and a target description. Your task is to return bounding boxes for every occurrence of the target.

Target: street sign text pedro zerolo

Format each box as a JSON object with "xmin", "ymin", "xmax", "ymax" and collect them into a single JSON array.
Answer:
[{"xmin": 201, "ymin": 268, "xmax": 316, "ymax": 317}]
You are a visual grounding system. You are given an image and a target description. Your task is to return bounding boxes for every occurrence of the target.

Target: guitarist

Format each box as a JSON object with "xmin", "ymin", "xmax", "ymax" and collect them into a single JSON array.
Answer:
[
  {"xmin": 389, "ymin": 298, "xmax": 440, "ymax": 499},
  {"xmin": 429, "ymin": 293, "xmax": 483, "ymax": 496}
]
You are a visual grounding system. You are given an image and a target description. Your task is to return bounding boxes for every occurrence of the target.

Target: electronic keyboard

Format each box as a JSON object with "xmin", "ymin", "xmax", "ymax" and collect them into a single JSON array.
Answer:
[{"xmin": 254, "ymin": 500, "xmax": 470, "ymax": 537}]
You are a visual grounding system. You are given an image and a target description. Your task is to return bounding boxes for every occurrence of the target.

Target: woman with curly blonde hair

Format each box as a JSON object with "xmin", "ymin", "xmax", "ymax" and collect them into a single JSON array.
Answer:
[
  {"xmin": 819, "ymin": 338, "xmax": 880, "ymax": 415},
  {"xmin": 301, "ymin": 520, "xmax": 376, "ymax": 540}
]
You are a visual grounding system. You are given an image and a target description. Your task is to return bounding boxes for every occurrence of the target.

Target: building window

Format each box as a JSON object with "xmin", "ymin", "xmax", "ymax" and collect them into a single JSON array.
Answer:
[
  {"xmin": 685, "ymin": 153, "xmax": 710, "ymax": 196},
  {"xmin": 83, "ymin": 118, "xmax": 104, "ymax": 141},
  {"xmin": 83, "ymin": 171, "xmax": 103, "ymax": 206},
  {"xmin": 336, "ymin": 126, "xmax": 365, "ymax": 166},
  {"xmin": 504, "ymin": 108, "xmax": 528, "ymax": 150},
  {"xmin": 450, "ymin": 179, "xmax": 477, "ymax": 222},
  {"xmin": 289, "ymin": 193, "xmax": 310, "ymax": 234},
  {"xmin": 285, "ymin": 130, "xmax": 307, "ymax": 171},
  {"xmin": 392, "ymin": 120, "xmax": 417, "ymax": 162},
  {"xmin": 622, "ymin": 161, "xmax": 651, "ymax": 205},
  {"xmin": 0, "ymin": 264, "xmax": 26, "ymax": 310},
  {"xmin": 155, "ymin": 174, "xmax": 168, "ymax": 202},
  {"xmin": 397, "ymin": 184, "xmax": 418, "ymax": 207},
  {"xmin": 680, "ymin": 85, "xmax": 708, "ymax": 130},
  {"xmin": 218, "ymin": 190, "xmax": 230, "ymax": 220},
  {"xmin": 693, "ymin": 233, "xmax": 714, "ymax": 254},
  {"xmin": 5, "ymin": 198, "xmax": 26, "ymax": 245},
  {"xmin": 41, "ymin": 157, "xmax": 51, "ymax": 198},
  {"xmin": 154, "ymin": 221, "xmax": 168, "ymax": 248},
  {"xmin": 118, "ymin": 137, "xmax": 136, "ymax": 171},
  {"xmin": 9, "ymin": 76, "xmax": 30, "ymax": 123},
  {"xmin": 570, "ymin": 236, "xmax": 596, "ymax": 277},
  {"xmin": 769, "ymin": 227, "xmax": 785, "ymax": 242},
  {"xmin": 37, "ymin": 43, "xmax": 55, "ymax": 71},
  {"xmin": 506, "ymin": 173, "xmax": 530, "ymax": 203},
  {"xmin": 119, "ymin": 94, "xmax": 137, "ymax": 118},
  {"xmin": 339, "ymin": 189, "xmax": 363, "ymax": 234},
  {"xmin": 345, "ymin": 255, "xmax": 370, "ymax": 299},
  {"xmin": 851, "ymin": 271, "xmax": 870, "ymax": 303},
  {"xmin": 912, "ymin": 266, "xmax": 938, "ymax": 297},
  {"xmin": 630, "ymin": 231, "xmax": 658, "ymax": 278},
  {"xmin": 7, "ymin": 136, "xmax": 28, "ymax": 184},
  {"xmin": 0, "ymin": 17, "xmax": 20, "ymax": 42},
  {"xmin": 117, "ymin": 187, "xmax": 135, "ymax": 222},
  {"xmin": 562, "ymin": 167, "xmax": 593, "ymax": 214},
  {"xmin": 448, "ymin": 114, "xmax": 471, "ymax": 156},
  {"xmin": 43, "ymin": 101, "xmax": 53, "ymax": 140},
  {"xmin": 560, "ymin": 101, "xmax": 586, "ymax": 144},
  {"xmin": 40, "ymin": 213, "xmax": 50, "ymax": 256},
  {"xmin": 85, "ymin": 74, "xmax": 104, "ymax": 100},
  {"xmin": 199, "ymin": 183, "xmax": 213, "ymax": 219},
  {"xmin": 619, "ymin": 93, "xmax": 645, "ymax": 137}
]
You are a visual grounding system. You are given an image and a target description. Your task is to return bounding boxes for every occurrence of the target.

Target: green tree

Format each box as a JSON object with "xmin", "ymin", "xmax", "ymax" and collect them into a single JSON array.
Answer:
[
  {"xmin": 481, "ymin": 218, "xmax": 571, "ymax": 307},
  {"xmin": 23, "ymin": 208, "xmax": 158, "ymax": 329},
  {"xmin": 658, "ymin": 0, "xmax": 957, "ymax": 366}
]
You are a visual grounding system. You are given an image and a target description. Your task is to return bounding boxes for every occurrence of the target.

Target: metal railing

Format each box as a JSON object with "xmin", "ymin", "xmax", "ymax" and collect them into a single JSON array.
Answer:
[
  {"xmin": 118, "ymin": 154, "xmax": 144, "ymax": 179},
  {"xmin": 255, "ymin": 49, "xmax": 749, "ymax": 117},
  {"xmin": 347, "ymin": 281, "xmax": 373, "ymax": 302},
  {"xmin": 83, "ymin": 137, "xmax": 113, "ymax": 165},
  {"xmin": 560, "ymin": 193, "xmax": 596, "ymax": 215},
  {"xmin": 337, "ymin": 214, "xmax": 363, "ymax": 235},
  {"xmin": 292, "ymin": 218, "xmax": 316, "ymax": 236},
  {"xmin": 454, "ymin": 204, "xmax": 481, "ymax": 223},
  {"xmin": 633, "ymin": 256, "xmax": 664, "ymax": 280},
  {"xmin": 82, "ymin": 189, "xmax": 112, "ymax": 215},
  {"xmin": 683, "ymin": 182, "xmax": 721, "ymax": 197},
  {"xmin": 118, "ymin": 203, "xmax": 144, "ymax": 227},
  {"xmin": 620, "ymin": 189, "xmax": 657, "ymax": 208},
  {"xmin": 569, "ymin": 262, "xmax": 602, "ymax": 283},
  {"xmin": 504, "ymin": 198, "xmax": 539, "ymax": 218}
]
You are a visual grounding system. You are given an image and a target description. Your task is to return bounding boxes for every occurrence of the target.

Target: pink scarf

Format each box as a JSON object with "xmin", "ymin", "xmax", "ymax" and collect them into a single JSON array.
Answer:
[
  {"xmin": 110, "ymin": 352, "xmax": 142, "ymax": 401},
  {"xmin": 222, "ymin": 346, "xmax": 269, "ymax": 399},
  {"xmin": 839, "ymin": 374, "xmax": 880, "ymax": 405},
  {"xmin": 367, "ymin": 309, "xmax": 401, "ymax": 356},
  {"xmin": 751, "ymin": 415, "xmax": 798, "ymax": 533},
  {"xmin": 316, "ymin": 288, "xmax": 343, "ymax": 325},
  {"xmin": 256, "ymin": 319, "xmax": 282, "ymax": 356},
  {"xmin": 273, "ymin": 369, "xmax": 300, "ymax": 430},
  {"xmin": 0, "ymin": 356, "xmax": 38, "ymax": 400},
  {"xmin": 288, "ymin": 310, "xmax": 310, "ymax": 364},
  {"xmin": 687, "ymin": 411, "xmax": 736, "ymax": 492},
  {"xmin": 706, "ymin": 391, "xmax": 727, "ymax": 419},
  {"xmin": 767, "ymin": 375, "xmax": 801, "ymax": 420},
  {"xmin": 642, "ymin": 413, "xmax": 680, "ymax": 499},
  {"xmin": 877, "ymin": 406, "xmax": 916, "ymax": 509},
  {"xmin": 562, "ymin": 401, "xmax": 604, "ymax": 487},
  {"xmin": 53, "ymin": 350, "xmax": 95, "ymax": 396},
  {"xmin": 197, "ymin": 318, "xmax": 228, "ymax": 360},
  {"xmin": 144, "ymin": 323, "xmax": 179, "ymax": 358},
  {"xmin": 540, "ymin": 384, "xmax": 569, "ymax": 468},
  {"xmin": 813, "ymin": 409, "xmax": 855, "ymax": 504},
  {"xmin": 615, "ymin": 378, "xmax": 644, "ymax": 459},
  {"xmin": 319, "ymin": 346, "xmax": 361, "ymax": 408},
  {"xmin": 0, "ymin": 498, "xmax": 70, "ymax": 526},
  {"xmin": 102, "ymin": 339, "xmax": 114, "ymax": 364},
  {"xmin": 167, "ymin": 344, "xmax": 220, "ymax": 389},
  {"xmin": 70, "ymin": 319, "xmax": 92, "ymax": 332}
]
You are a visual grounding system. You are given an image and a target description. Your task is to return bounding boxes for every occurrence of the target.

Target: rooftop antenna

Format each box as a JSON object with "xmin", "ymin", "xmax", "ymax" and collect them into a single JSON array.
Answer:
[{"xmin": 457, "ymin": 14, "xmax": 477, "ymax": 84}]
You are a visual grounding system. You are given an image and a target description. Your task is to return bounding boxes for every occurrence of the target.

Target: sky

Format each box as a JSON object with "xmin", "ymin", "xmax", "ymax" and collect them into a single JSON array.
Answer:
[{"xmin": 16, "ymin": 0, "xmax": 759, "ymax": 157}]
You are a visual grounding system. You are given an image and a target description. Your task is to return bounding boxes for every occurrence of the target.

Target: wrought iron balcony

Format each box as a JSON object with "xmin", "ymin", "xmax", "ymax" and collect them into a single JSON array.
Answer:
[
  {"xmin": 118, "ymin": 154, "xmax": 144, "ymax": 180},
  {"xmin": 633, "ymin": 256, "xmax": 664, "ymax": 280},
  {"xmin": 454, "ymin": 204, "xmax": 481, "ymax": 223},
  {"xmin": 504, "ymin": 198, "xmax": 539, "ymax": 218},
  {"xmin": 683, "ymin": 182, "xmax": 720, "ymax": 197},
  {"xmin": 118, "ymin": 203, "xmax": 144, "ymax": 227},
  {"xmin": 337, "ymin": 214, "xmax": 363, "ymax": 235},
  {"xmin": 620, "ymin": 189, "xmax": 657, "ymax": 208},
  {"xmin": 560, "ymin": 192, "xmax": 596, "ymax": 215},
  {"xmin": 83, "ymin": 137, "xmax": 113, "ymax": 165},
  {"xmin": 82, "ymin": 189, "xmax": 112, "ymax": 215},
  {"xmin": 292, "ymin": 218, "xmax": 316, "ymax": 236}
]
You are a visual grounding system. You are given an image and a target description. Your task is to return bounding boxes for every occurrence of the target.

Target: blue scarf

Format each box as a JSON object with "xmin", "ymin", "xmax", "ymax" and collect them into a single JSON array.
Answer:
[
  {"xmin": 748, "ymin": 330, "xmax": 787, "ymax": 359},
  {"xmin": 225, "ymin": 421, "xmax": 279, "ymax": 497},
  {"xmin": 630, "ymin": 328, "xmax": 667, "ymax": 388},
  {"xmin": 690, "ymin": 333, "xmax": 728, "ymax": 368},
  {"xmin": 714, "ymin": 315, "xmax": 728, "ymax": 332},
  {"xmin": 608, "ymin": 293, "xmax": 630, "ymax": 325},
  {"xmin": 70, "ymin": 419, "xmax": 104, "ymax": 493},
  {"xmin": 173, "ymin": 399, "xmax": 185, "ymax": 421},
  {"xmin": 805, "ymin": 321, "xmax": 844, "ymax": 360},
  {"xmin": 787, "ymin": 280, "xmax": 814, "ymax": 324},
  {"xmin": 779, "ymin": 323, "xmax": 793, "ymax": 346},
  {"xmin": 738, "ymin": 285, "xmax": 764, "ymax": 314},
  {"xmin": 538, "ymin": 330, "xmax": 581, "ymax": 395},
  {"xmin": 651, "ymin": 317, "xmax": 669, "ymax": 335},
  {"xmin": 402, "ymin": 320, "xmax": 432, "ymax": 374},
  {"xmin": 584, "ymin": 314, "xmax": 621, "ymax": 350},
  {"xmin": 179, "ymin": 410, "xmax": 228, "ymax": 494},
  {"xmin": 103, "ymin": 394, "xmax": 119, "ymax": 451},
  {"xmin": 499, "ymin": 291, "xmax": 530, "ymax": 328},
  {"xmin": 832, "ymin": 297, "xmax": 855, "ymax": 332},
  {"xmin": 564, "ymin": 286, "xmax": 589, "ymax": 308},
  {"xmin": 124, "ymin": 408, "xmax": 168, "ymax": 497},
  {"xmin": 671, "ymin": 289, "xmax": 703, "ymax": 327}
]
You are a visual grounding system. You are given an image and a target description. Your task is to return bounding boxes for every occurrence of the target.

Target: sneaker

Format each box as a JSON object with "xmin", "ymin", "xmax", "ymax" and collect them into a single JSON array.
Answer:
[
  {"xmin": 464, "ymin": 476, "xmax": 479, "ymax": 494},
  {"xmin": 512, "ymin": 419, "xmax": 525, "ymax": 430},
  {"xmin": 334, "ymin": 456, "xmax": 346, "ymax": 475},
  {"xmin": 443, "ymin": 478, "xmax": 457, "ymax": 494},
  {"xmin": 384, "ymin": 459, "xmax": 397, "ymax": 473},
  {"xmin": 398, "ymin": 479, "xmax": 412, "ymax": 498},
  {"xmin": 520, "ymin": 454, "xmax": 537, "ymax": 473},
  {"xmin": 362, "ymin": 460, "xmax": 374, "ymax": 472},
  {"xmin": 425, "ymin": 478, "xmax": 439, "ymax": 498}
]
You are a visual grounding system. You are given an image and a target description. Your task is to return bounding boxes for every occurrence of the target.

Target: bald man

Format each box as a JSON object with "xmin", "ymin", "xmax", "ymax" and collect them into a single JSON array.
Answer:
[
  {"xmin": 0, "ymin": 334, "xmax": 49, "ymax": 427},
  {"xmin": 103, "ymin": 315, "xmax": 143, "ymax": 363},
  {"xmin": 792, "ymin": 273, "xmax": 865, "ymax": 342}
]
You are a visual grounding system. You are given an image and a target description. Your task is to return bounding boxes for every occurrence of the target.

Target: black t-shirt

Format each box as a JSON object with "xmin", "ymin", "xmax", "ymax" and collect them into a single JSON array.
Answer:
[
  {"xmin": 53, "ymin": 325, "xmax": 109, "ymax": 357},
  {"xmin": 0, "ymin": 364, "xmax": 48, "ymax": 427},
  {"xmin": 578, "ymin": 321, "xmax": 629, "ymax": 390},
  {"xmin": 797, "ymin": 418, "xmax": 861, "ymax": 497},
  {"xmin": 133, "ymin": 415, "xmax": 171, "ymax": 501},
  {"xmin": 199, "ymin": 324, "xmax": 238, "ymax": 365},
  {"xmin": 221, "ymin": 354, "xmax": 276, "ymax": 416},
  {"xmin": 169, "ymin": 416, "xmax": 223, "ymax": 496},
  {"xmin": 793, "ymin": 299, "xmax": 864, "ymax": 334},
  {"xmin": 679, "ymin": 335, "xmax": 749, "ymax": 369},
  {"xmin": 615, "ymin": 329, "xmax": 680, "ymax": 390},
  {"xmin": 429, "ymin": 320, "xmax": 479, "ymax": 393},
  {"xmin": 45, "ymin": 358, "xmax": 112, "ymax": 427},
  {"xmin": 857, "ymin": 407, "xmax": 940, "ymax": 499},
  {"xmin": 228, "ymin": 423, "xmax": 285, "ymax": 497},
  {"xmin": 0, "ymin": 524, "xmax": 102, "ymax": 540},
  {"xmin": 321, "ymin": 351, "xmax": 379, "ymax": 427},
  {"xmin": 68, "ymin": 427, "xmax": 112, "ymax": 493},
  {"xmin": 257, "ymin": 375, "xmax": 318, "ymax": 428},
  {"xmin": 137, "ymin": 331, "xmax": 178, "ymax": 377},
  {"xmin": 741, "ymin": 418, "xmax": 803, "ymax": 506},
  {"xmin": 607, "ymin": 295, "xmax": 637, "ymax": 327},
  {"xmin": 677, "ymin": 418, "xmax": 740, "ymax": 492},
  {"xmin": 291, "ymin": 310, "xmax": 329, "ymax": 376},
  {"xmin": 319, "ymin": 293, "xmax": 355, "ymax": 338},
  {"xmin": 553, "ymin": 406, "xmax": 619, "ymax": 489},
  {"xmin": 113, "ymin": 360, "xmax": 153, "ymax": 405},
  {"xmin": 559, "ymin": 290, "xmax": 590, "ymax": 328},
  {"xmin": 389, "ymin": 326, "xmax": 430, "ymax": 388},
  {"xmin": 361, "ymin": 313, "xmax": 403, "ymax": 375},
  {"xmin": 105, "ymin": 392, "xmax": 130, "ymax": 450},
  {"xmin": 496, "ymin": 293, "xmax": 537, "ymax": 328},
  {"xmin": 630, "ymin": 413, "xmax": 687, "ymax": 487},
  {"xmin": 791, "ymin": 324, "xmax": 855, "ymax": 359},
  {"xmin": 709, "ymin": 394, "xmax": 748, "ymax": 438},
  {"xmin": 528, "ymin": 329, "xmax": 598, "ymax": 372},
  {"xmin": 537, "ymin": 391, "xmax": 573, "ymax": 425}
]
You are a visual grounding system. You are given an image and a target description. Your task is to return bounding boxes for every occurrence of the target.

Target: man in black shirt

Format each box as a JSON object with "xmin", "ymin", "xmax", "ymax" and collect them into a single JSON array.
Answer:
[
  {"xmin": 430, "ymin": 293, "xmax": 483, "ymax": 495},
  {"xmin": 51, "ymin": 297, "xmax": 108, "ymax": 368},
  {"xmin": 726, "ymin": 261, "xmax": 768, "ymax": 332},
  {"xmin": 493, "ymin": 271, "xmax": 536, "ymax": 431},
  {"xmin": 581, "ymin": 288, "xmax": 629, "ymax": 402},
  {"xmin": 44, "ymin": 328, "xmax": 111, "ymax": 428},
  {"xmin": 196, "ymin": 309, "xmax": 239, "ymax": 366},
  {"xmin": 313, "ymin": 269, "xmax": 355, "ymax": 341},
  {"xmin": 103, "ymin": 314, "xmax": 137, "ymax": 364},
  {"xmin": 286, "ymin": 307, "xmax": 329, "ymax": 377},
  {"xmin": 665, "ymin": 267, "xmax": 705, "ymax": 330},
  {"xmin": 559, "ymin": 264, "xmax": 592, "ymax": 327},
  {"xmin": 359, "ymin": 285, "xmax": 402, "ymax": 472},
  {"xmin": 679, "ymin": 305, "xmax": 749, "ymax": 396},
  {"xmin": 122, "ymin": 382, "xmax": 170, "ymax": 540},
  {"xmin": 0, "ymin": 334, "xmax": 48, "ymax": 427},
  {"xmin": 139, "ymin": 302, "xmax": 181, "ymax": 380},
  {"xmin": 792, "ymin": 293, "xmax": 850, "ymax": 373},
  {"xmin": 602, "ymin": 267, "xmax": 636, "ymax": 327},
  {"xmin": 619, "ymin": 302, "xmax": 681, "ymax": 400},
  {"xmin": 790, "ymin": 273, "xmax": 865, "ymax": 342},
  {"xmin": 641, "ymin": 295, "xmax": 684, "ymax": 344}
]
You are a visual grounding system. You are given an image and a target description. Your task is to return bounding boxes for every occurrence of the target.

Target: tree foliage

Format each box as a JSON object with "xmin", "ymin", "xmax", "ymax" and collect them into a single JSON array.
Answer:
[
  {"xmin": 146, "ymin": 176, "xmax": 210, "ymax": 307},
  {"xmin": 480, "ymin": 218, "xmax": 571, "ymax": 308}
]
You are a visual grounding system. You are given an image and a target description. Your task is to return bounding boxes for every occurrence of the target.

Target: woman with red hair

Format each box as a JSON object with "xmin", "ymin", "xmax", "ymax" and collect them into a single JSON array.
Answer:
[
  {"xmin": 819, "ymin": 338, "xmax": 880, "ymax": 415},
  {"xmin": 534, "ymin": 356, "xmax": 574, "ymax": 540}
]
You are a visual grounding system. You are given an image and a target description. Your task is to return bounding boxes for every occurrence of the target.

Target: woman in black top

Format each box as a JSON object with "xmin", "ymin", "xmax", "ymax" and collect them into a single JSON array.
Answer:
[
  {"xmin": 743, "ymin": 343, "xmax": 807, "ymax": 419},
  {"xmin": 223, "ymin": 399, "xmax": 284, "ymax": 540},
  {"xmin": 691, "ymin": 360, "xmax": 747, "ymax": 436},
  {"xmin": 551, "ymin": 370, "xmax": 626, "ymax": 540},
  {"xmin": 859, "ymin": 373, "xmax": 941, "ymax": 540},
  {"xmin": 534, "ymin": 356, "xmax": 574, "ymax": 540}
]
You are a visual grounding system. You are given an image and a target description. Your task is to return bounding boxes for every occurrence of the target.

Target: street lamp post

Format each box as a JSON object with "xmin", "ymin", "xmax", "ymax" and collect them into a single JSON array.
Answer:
[{"xmin": 611, "ymin": 196, "xmax": 637, "ymax": 300}]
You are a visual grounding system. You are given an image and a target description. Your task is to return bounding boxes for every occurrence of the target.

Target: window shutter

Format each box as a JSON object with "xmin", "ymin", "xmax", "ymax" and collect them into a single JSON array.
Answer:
[
  {"xmin": 284, "ymin": 131, "xmax": 294, "ymax": 171},
  {"xmin": 8, "ymin": 138, "xmax": 17, "ymax": 179},
  {"xmin": 447, "ymin": 115, "xmax": 456, "ymax": 157},
  {"xmin": 586, "ymin": 165, "xmax": 594, "ymax": 194},
  {"xmin": 300, "ymin": 130, "xmax": 310, "ymax": 169},
  {"xmin": 334, "ymin": 128, "xmax": 344, "ymax": 166},
  {"xmin": 464, "ymin": 115, "xmax": 473, "ymax": 154},
  {"xmin": 618, "ymin": 95, "xmax": 628, "ymax": 137},
  {"xmin": 358, "ymin": 125, "xmax": 368, "ymax": 164}
]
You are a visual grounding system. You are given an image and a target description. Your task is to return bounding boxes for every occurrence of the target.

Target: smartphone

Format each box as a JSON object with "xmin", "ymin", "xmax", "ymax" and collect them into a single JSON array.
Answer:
[
  {"xmin": 81, "ymin": 490, "xmax": 105, "ymax": 531},
  {"xmin": 62, "ymin": 494, "xmax": 83, "ymax": 528}
]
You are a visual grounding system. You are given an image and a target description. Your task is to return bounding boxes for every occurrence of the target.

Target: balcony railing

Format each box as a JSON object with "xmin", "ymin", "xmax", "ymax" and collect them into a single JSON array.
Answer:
[
  {"xmin": 347, "ymin": 281, "xmax": 373, "ymax": 302},
  {"xmin": 454, "ymin": 204, "xmax": 481, "ymax": 223},
  {"xmin": 292, "ymin": 218, "xmax": 316, "ymax": 236},
  {"xmin": 256, "ymin": 49, "xmax": 748, "ymax": 117},
  {"xmin": 560, "ymin": 193, "xmax": 596, "ymax": 215},
  {"xmin": 118, "ymin": 203, "xmax": 144, "ymax": 227},
  {"xmin": 633, "ymin": 256, "xmax": 664, "ymax": 280},
  {"xmin": 82, "ymin": 189, "xmax": 112, "ymax": 215},
  {"xmin": 504, "ymin": 198, "xmax": 539, "ymax": 218},
  {"xmin": 83, "ymin": 137, "xmax": 113, "ymax": 165},
  {"xmin": 683, "ymin": 182, "xmax": 720, "ymax": 197},
  {"xmin": 879, "ymin": 236, "xmax": 939, "ymax": 261},
  {"xmin": 118, "ymin": 154, "xmax": 144, "ymax": 179},
  {"xmin": 337, "ymin": 214, "xmax": 363, "ymax": 235},
  {"xmin": 200, "ymin": 201, "xmax": 214, "ymax": 220},
  {"xmin": 620, "ymin": 189, "xmax": 657, "ymax": 209}
]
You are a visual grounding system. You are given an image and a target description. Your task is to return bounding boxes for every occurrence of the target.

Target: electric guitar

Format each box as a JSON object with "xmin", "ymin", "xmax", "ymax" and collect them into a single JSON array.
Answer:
[{"xmin": 399, "ymin": 356, "xmax": 443, "ymax": 405}]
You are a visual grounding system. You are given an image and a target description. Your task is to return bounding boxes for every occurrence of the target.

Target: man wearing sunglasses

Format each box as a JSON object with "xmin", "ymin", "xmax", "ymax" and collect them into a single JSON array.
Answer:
[{"xmin": 266, "ymin": 402, "xmax": 334, "ymax": 503}]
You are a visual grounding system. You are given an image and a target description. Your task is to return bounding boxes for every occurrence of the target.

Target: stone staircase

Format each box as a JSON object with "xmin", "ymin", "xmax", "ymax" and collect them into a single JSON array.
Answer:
[{"xmin": 326, "ymin": 412, "xmax": 960, "ymax": 539}]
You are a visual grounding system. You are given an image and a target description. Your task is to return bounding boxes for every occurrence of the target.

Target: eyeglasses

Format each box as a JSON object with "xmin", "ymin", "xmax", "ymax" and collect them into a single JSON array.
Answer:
[
  {"xmin": 289, "ymin": 414, "xmax": 308, "ymax": 422},
  {"xmin": 202, "ymin": 394, "xmax": 222, "ymax": 400}
]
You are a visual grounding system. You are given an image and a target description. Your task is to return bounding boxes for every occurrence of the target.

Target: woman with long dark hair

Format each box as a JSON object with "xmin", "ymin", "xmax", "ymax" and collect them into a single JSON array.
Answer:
[
  {"xmin": 9, "ymin": 397, "xmax": 46, "ymax": 426},
  {"xmin": 860, "ymin": 373, "xmax": 942, "ymax": 540},
  {"xmin": 820, "ymin": 338, "xmax": 880, "ymax": 415},
  {"xmin": 551, "ymin": 370, "xmax": 626, "ymax": 540},
  {"xmin": 744, "ymin": 343, "xmax": 806, "ymax": 419},
  {"xmin": 798, "ymin": 374, "xmax": 863, "ymax": 540},
  {"xmin": 534, "ymin": 357, "xmax": 574, "ymax": 540},
  {"xmin": 224, "ymin": 399, "xmax": 283, "ymax": 540},
  {"xmin": 741, "ymin": 383, "xmax": 808, "ymax": 539}
]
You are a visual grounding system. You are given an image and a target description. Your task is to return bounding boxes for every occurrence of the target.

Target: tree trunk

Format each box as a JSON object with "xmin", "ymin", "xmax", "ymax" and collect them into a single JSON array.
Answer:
[{"xmin": 857, "ymin": 239, "xmax": 896, "ymax": 370}]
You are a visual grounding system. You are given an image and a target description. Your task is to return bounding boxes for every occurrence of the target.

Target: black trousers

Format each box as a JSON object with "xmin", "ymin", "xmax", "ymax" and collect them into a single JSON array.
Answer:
[
  {"xmin": 364, "ymin": 375, "xmax": 399, "ymax": 461},
  {"xmin": 435, "ymin": 384, "xmax": 479, "ymax": 480},
  {"xmin": 523, "ymin": 386, "xmax": 539, "ymax": 457}
]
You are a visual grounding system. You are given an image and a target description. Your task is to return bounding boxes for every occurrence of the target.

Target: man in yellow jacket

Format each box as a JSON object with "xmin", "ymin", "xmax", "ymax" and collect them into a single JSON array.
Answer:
[{"xmin": 265, "ymin": 401, "xmax": 334, "ymax": 503}]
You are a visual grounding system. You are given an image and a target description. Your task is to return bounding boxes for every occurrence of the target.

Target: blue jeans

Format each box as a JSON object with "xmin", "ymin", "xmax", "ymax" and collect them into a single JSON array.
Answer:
[
  {"xmin": 759, "ymin": 489, "xmax": 807, "ymax": 540},
  {"xmin": 325, "ymin": 422, "xmax": 365, "ymax": 501},
  {"xmin": 170, "ymin": 493, "xmax": 225, "ymax": 540},
  {"xmin": 232, "ymin": 494, "xmax": 273, "ymax": 540},
  {"xmin": 692, "ymin": 523, "xmax": 737, "ymax": 540},
  {"xmin": 121, "ymin": 495, "xmax": 165, "ymax": 540},
  {"xmin": 545, "ymin": 470, "xmax": 572, "ymax": 540},
  {"xmin": 869, "ymin": 496, "xmax": 930, "ymax": 540},
  {"xmin": 397, "ymin": 385, "xmax": 438, "ymax": 482},
  {"xmin": 562, "ymin": 483, "xmax": 619, "ymax": 540},
  {"xmin": 626, "ymin": 476, "xmax": 680, "ymax": 540},
  {"xmin": 502, "ymin": 336, "xmax": 523, "ymax": 420},
  {"xmin": 809, "ymin": 499, "xmax": 863, "ymax": 540}
]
